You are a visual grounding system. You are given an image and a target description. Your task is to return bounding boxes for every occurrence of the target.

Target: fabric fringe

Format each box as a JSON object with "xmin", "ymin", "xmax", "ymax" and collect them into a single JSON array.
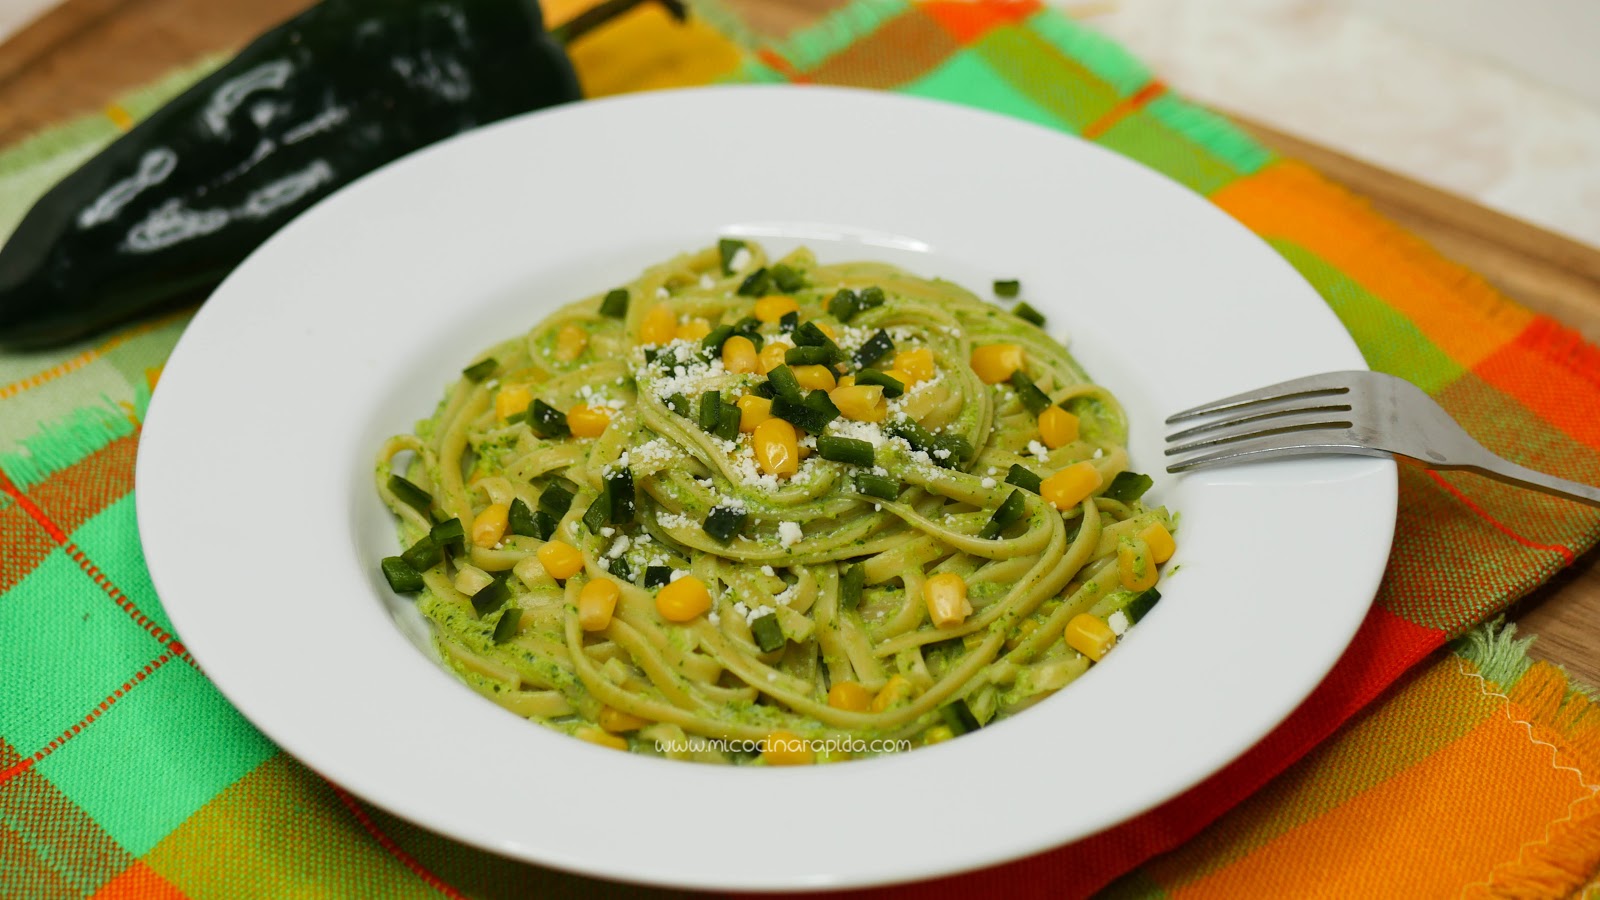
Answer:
[
  {"xmin": 1454, "ymin": 622, "xmax": 1600, "ymax": 897},
  {"xmin": 764, "ymin": 0, "xmax": 909, "ymax": 70},
  {"xmin": 682, "ymin": 0, "xmax": 765, "ymax": 56},
  {"xmin": 1518, "ymin": 317, "xmax": 1600, "ymax": 394},
  {"xmin": 1454, "ymin": 620, "xmax": 1538, "ymax": 690},
  {"xmin": 1146, "ymin": 95, "xmax": 1274, "ymax": 178},
  {"xmin": 1024, "ymin": 8, "xmax": 1150, "ymax": 94},
  {"xmin": 0, "ymin": 389, "xmax": 148, "ymax": 492}
]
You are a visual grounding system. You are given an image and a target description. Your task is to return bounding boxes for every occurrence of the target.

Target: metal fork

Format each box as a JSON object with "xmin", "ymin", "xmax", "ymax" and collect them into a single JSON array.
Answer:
[{"xmin": 1164, "ymin": 370, "xmax": 1600, "ymax": 506}]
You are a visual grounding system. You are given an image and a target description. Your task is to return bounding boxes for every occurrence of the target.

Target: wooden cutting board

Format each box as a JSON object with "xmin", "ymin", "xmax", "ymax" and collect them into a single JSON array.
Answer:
[{"xmin": 2, "ymin": 0, "xmax": 1598, "ymax": 684}]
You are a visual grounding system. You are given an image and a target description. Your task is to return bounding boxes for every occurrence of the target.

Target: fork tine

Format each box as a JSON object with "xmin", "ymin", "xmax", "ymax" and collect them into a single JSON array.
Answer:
[
  {"xmin": 1166, "ymin": 409, "xmax": 1354, "ymax": 452},
  {"xmin": 1165, "ymin": 371, "xmax": 1355, "ymax": 424},
  {"xmin": 1166, "ymin": 401, "xmax": 1353, "ymax": 442},
  {"xmin": 1165, "ymin": 431, "xmax": 1355, "ymax": 473}
]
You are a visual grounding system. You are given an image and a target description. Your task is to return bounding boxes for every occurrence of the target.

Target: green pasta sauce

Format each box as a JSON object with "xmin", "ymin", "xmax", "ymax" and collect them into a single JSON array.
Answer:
[{"xmin": 375, "ymin": 241, "xmax": 1175, "ymax": 764}]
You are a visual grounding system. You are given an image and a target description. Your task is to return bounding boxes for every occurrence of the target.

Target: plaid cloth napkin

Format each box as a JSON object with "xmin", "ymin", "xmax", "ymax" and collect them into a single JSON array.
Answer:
[{"xmin": 4, "ymin": 1, "xmax": 1600, "ymax": 896}]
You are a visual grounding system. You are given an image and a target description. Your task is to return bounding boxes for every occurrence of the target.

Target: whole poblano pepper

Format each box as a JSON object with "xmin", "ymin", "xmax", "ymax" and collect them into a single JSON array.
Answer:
[{"xmin": 0, "ymin": 0, "xmax": 643, "ymax": 349}]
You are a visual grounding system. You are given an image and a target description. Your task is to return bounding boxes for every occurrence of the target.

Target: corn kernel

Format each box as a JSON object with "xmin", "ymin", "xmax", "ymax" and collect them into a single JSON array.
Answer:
[
  {"xmin": 676, "ymin": 318, "xmax": 712, "ymax": 342},
  {"xmin": 737, "ymin": 394, "xmax": 773, "ymax": 433},
  {"xmin": 923, "ymin": 572, "xmax": 972, "ymax": 628},
  {"xmin": 656, "ymin": 575, "xmax": 712, "ymax": 622},
  {"xmin": 816, "ymin": 322, "xmax": 837, "ymax": 340},
  {"xmin": 894, "ymin": 348, "xmax": 936, "ymax": 384},
  {"xmin": 471, "ymin": 503, "xmax": 509, "ymax": 548},
  {"xmin": 566, "ymin": 404, "xmax": 613, "ymax": 438},
  {"xmin": 1140, "ymin": 521, "xmax": 1176, "ymax": 564},
  {"xmin": 554, "ymin": 323, "xmax": 588, "ymax": 362},
  {"xmin": 923, "ymin": 725, "xmax": 956, "ymax": 745},
  {"xmin": 598, "ymin": 706, "xmax": 650, "ymax": 733},
  {"xmin": 639, "ymin": 303, "xmax": 676, "ymax": 346},
  {"xmin": 494, "ymin": 384, "xmax": 531, "ymax": 421},
  {"xmin": 1064, "ymin": 613, "xmax": 1116, "ymax": 661},
  {"xmin": 1041, "ymin": 461, "xmax": 1102, "ymax": 511},
  {"xmin": 576, "ymin": 726, "xmax": 628, "ymax": 751},
  {"xmin": 536, "ymin": 540, "xmax": 584, "ymax": 580},
  {"xmin": 1118, "ymin": 537, "xmax": 1157, "ymax": 592},
  {"xmin": 753, "ymin": 418, "xmax": 799, "ymax": 477},
  {"xmin": 831, "ymin": 384, "xmax": 887, "ymax": 422},
  {"xmin": 753, "ymin": 295, "xmax": 798, "ymax": 323},
  {"xmin": 970, "ymin": 344, "xmax": 1025, "ymax": 384},
  {"xmin": 871, "ymin": 674, "xmax": 913, "ymax": 712},
  {"xmin": 578, "ymin": 577, "xmax": 620, "ymax": 631},
  {"xmin": 761, "ymin": 729, "xmax": 814, "ymax": 766},
  {"xmin": 722, "ymin": 335, "xmax": 760, "ymax": 374},
  {"xmin": 759, "ymin": 342, "xmax": 789, "ymax": 374},
  {"xmin": 827, "ymin": 681, "xmax": 872, "ymax": 712},
  {"xmin": 1038, "ymin": 406, "xmax": 1080, "ymax": 448},
  {"xmin": 791, "ymin": 365, "xmax": 837, "ymax": 392}
]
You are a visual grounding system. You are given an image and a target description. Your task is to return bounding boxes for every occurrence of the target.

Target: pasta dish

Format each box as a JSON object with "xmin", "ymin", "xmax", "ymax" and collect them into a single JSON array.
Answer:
[{"xmin": 375, "ymin": 241, "xmax": 1176, "ymax": 764}]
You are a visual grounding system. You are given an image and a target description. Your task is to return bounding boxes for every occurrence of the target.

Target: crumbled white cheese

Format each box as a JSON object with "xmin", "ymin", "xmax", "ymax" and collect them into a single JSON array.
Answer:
[
  {"xmin": 669, "ymin": 569, "xmax": 690, "ymax": 582},
  {"xmin": 1027, "ymin": 440, "xmax": 1050, "ymax": 462},
  {"xmin": 760, "ymin": 565, "xmax": 775, "ymax": 577},
  {"xmin": 655, "ymin": 286, "xmax": 669, "ymax": 299},
  {"xmin": 772, "ymin": 585, "xmax": 797, "ymax": 607},
  {"xmin": 745, "ymin": 603, "xmax": 774, "ymax": 624},
  {"xmin": 607, "ymin": 536, "xmax": 631, "ymax": 559},
  {"xmin": 657, "ymin": 511, "xmax": 695, "ymax": 530},
  {"xmin": 981, "ymin": 477, "xmax": 996, "ymax": 488},
  {"xmin": 641, "ymin": 343, "xmax": 730, "ymax": 403},
  {"xmin": 1093, "ymin": 447, "xmax": 1104, "ymax": 459},
  {"xmin": 599, "ymin": 527, "xmax": 614, "ymax": 538},
  {"xmin": 632, "ymin": 438, "xmax": 673, "ymax": 469},
  {"xmin": 699, "ymin": 273, "xmax": 715, "ymax": 289},
  {"xmin": 729, "ymin": 247, "xmax": 751, "ymax": 271},
  {"xmin": 827, "ymin": 417, "xmax": 888, "ymax": 447},
  {"xmin": 987, "ymin": 467, "xmax": 998, "ymax": 476},
  {"xmin": 707, "ymin": 608, "xmax": 720, "ymax": 625},
  {"xmin": 1108, "ymin": 610, "xmax": 1130, "ymax": 636},
  {"xmin": 777, "ymin": 522, "xmax": 803, "ymax": 548}
]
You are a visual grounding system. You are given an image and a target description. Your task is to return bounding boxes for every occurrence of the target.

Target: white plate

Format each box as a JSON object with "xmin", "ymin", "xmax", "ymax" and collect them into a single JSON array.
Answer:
[{"xmin": 137, "ymin": 86, "xmax": 1395, "ymax": 891}]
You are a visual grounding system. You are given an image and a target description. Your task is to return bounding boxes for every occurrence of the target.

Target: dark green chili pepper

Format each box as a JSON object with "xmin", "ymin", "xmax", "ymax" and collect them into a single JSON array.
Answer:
[{"xmin": 0, "ymin": 0, "xmax": 684, "ymax": 349}]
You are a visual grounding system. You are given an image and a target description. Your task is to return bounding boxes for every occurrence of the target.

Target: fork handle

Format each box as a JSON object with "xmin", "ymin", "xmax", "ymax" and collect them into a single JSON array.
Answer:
[{"xmin": 1463, "ymin": 456, "xmax": 1600, "ymax": 507}]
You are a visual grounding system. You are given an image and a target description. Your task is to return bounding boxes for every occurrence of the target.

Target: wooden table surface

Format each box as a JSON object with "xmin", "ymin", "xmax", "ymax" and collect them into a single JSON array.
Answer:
[{"xmin": 3, "ymin": 0, "xmax": 1598, "ymax": 684}]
